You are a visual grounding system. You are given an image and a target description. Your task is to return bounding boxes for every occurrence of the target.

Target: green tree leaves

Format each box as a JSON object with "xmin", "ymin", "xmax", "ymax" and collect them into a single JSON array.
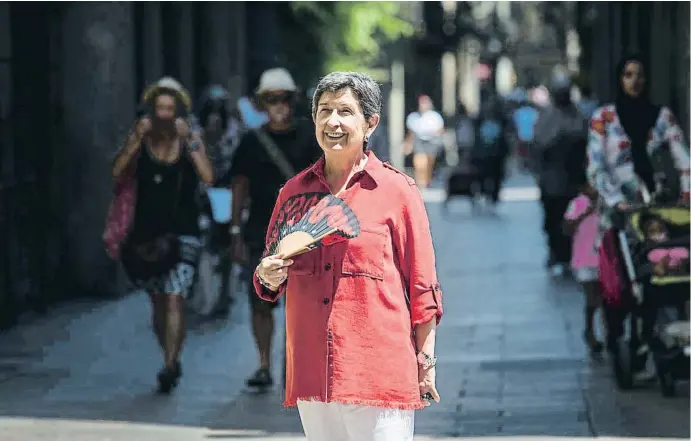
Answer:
[{"xmin": 289, "ymin": 1, "xmax": 414, "ymax": 76}]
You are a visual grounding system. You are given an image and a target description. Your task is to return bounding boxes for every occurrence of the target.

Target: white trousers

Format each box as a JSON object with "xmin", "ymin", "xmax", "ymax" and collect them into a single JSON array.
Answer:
[{"xmin": 297, "ymin": 400, "xmax": 415, "ymax": 441}]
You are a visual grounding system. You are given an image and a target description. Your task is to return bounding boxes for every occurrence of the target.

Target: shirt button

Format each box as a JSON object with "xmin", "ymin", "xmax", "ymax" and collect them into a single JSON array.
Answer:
[
  {"xmin": 324, "ymin": 263, "xmax": 332, "ymax": 270},
  {"xmin": 323, "ymin": 298, "xmax": 330, "ymax": 305}
]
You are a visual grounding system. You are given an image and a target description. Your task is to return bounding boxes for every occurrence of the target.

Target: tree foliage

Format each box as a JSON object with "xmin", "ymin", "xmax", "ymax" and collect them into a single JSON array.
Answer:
[{"xmin": 289, "ymin": 2, "xmax": 414, "ymax": 77}]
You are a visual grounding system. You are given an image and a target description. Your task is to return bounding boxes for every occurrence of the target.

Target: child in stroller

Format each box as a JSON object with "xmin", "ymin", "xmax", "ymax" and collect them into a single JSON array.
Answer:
[
  {"xmin": 617, "ymin": 206, "xmax": 690, "ymax": 396},
  {"xmin": 640, "ymin": 212, "xmax": 690, "ymax": 277}
]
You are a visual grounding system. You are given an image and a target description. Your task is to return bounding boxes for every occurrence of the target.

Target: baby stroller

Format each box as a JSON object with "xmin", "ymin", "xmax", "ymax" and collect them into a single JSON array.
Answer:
[{"xmin": 613, "ymin": 203, "xmax": 690, "ymax": 396}]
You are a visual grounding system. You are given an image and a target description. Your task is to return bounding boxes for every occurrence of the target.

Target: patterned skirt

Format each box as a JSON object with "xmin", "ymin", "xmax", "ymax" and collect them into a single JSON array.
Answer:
[{"xmin": 134, "ymin": 235, "xmax": 202, "ymax": 297}]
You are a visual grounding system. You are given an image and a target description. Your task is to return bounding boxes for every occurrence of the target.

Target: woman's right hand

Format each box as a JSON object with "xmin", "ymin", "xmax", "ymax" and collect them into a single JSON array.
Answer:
[
  {"xmin": 135, "ymin": 117, "xmax": 152, "ymax": 139},
  {"xmin": 257, "ymin": 254, "xmax": 294, "ymax": 290}
]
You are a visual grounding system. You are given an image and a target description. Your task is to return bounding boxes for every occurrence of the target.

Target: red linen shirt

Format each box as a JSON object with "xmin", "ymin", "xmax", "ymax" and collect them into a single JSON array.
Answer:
[{"xmin": 253, "ymin": 151, "xmax": 443, "ymax": 410}]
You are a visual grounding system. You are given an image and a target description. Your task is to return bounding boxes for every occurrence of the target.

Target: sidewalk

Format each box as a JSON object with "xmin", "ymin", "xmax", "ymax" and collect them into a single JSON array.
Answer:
[{"xmin": 0, "ymin": 169, "xmax": 687, "ymax": 440}]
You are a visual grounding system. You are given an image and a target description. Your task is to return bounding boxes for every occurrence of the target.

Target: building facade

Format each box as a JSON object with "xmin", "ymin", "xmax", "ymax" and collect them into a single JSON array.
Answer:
[
  {"xmin": 0, "ymin": 1, "xmax": 278, "ymax": 328},
  {"xmin": 577, "ymin": 2, "xmax": 690, "ymax": 136}
]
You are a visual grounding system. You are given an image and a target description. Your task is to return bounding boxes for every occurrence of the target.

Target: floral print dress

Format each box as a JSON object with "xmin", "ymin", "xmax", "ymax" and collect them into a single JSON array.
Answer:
[{"xmin": 586, "ymin": 104, "xmax": 690, "ymax": 244}]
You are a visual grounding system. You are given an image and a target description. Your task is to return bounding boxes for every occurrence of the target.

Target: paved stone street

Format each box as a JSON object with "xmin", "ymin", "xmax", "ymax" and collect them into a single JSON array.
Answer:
[{"xmin": 0, "ymin": 169, "xmax": 687, "ymax": 440}]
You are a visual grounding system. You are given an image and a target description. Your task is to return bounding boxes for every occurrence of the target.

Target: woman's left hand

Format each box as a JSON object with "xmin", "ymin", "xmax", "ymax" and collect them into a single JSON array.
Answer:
[
  {"xmin": 419, "ymin": 366, "xmax": 440, "ymax": 406},
  {"xmin": 175, "ymin": 117, "xmax": 190, "ymax": 139}
]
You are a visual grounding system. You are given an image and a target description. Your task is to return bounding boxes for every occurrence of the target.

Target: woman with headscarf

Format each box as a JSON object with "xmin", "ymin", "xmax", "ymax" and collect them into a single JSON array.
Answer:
[{"xmin": 586, "ymin": 55, "xmax": 690, "ymax": 363}]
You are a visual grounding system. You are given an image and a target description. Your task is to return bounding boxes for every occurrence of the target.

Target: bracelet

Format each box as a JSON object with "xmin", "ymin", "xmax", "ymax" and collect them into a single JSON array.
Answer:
[
  {"xmin": 257, "ymin": 275, "xmax": 278, "ymax": 291},
  {"xmin": 416, "ymin": 351, "xmax": 437, "ymax": 370}
]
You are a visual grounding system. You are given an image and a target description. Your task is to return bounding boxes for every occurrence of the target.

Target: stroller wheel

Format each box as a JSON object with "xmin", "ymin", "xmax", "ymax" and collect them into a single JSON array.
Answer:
[
  {"xmin": 612, "ymin": 338, "xmax": 634, "ymax": 390},
  {"xmin": 658, "ymin": 368, "xmax": 676, "ymax": 397}
]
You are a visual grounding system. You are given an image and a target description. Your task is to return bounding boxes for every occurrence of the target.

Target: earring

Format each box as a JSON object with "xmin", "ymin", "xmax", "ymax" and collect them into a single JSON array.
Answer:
[{"xmin": 363, "ymin": 136, "xmax": 370, "ymax": 150}]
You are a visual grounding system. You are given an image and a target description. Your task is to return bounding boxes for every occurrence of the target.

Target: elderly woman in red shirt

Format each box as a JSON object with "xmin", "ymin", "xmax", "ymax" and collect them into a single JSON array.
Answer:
[{"xmin": 254, "ymin": 71, "xmax": 443, "ymax": 441}]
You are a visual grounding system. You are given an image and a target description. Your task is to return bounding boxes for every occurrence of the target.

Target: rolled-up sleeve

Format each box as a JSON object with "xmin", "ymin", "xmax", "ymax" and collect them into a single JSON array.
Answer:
[
  {"xmin": 393, "ymin": 183, "xmax": 443, "ymax": 328},
  {"xmin": 252, "ymin": 188, "xmax": 288, "ymax": 302}
]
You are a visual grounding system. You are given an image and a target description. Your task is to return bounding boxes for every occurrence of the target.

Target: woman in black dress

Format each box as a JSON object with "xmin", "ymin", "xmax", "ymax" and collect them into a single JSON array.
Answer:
[{"xmin": 112, "ymin": 77, "xmax": 214, "ymax": 392}]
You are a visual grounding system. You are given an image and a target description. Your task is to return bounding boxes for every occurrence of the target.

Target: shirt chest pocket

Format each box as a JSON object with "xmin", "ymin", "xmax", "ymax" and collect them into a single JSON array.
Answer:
[
  {"xmin": 340, "ymin": 228, "xmax": 387, "ymax": 281},
  {"xmin": 290, "ymin": 252, "xmax": 316, "ymax": 276}
]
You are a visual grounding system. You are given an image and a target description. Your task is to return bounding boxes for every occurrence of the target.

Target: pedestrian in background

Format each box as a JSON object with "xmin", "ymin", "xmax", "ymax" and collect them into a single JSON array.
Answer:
[
  {"xmin": 109, "ymin": 77, "xmax": 214, "ymax": 393},
  {"xmin": 225, "ymin": 67, "xmax": 321, "ymax": 390},
  {"xmin": 255, "ymin": 71, "xmax": 443, "ymax": 441},
  {"xmin": 196, "ymin": 85, "xmax": 236, "ymax": 182},
  {"xmin": 563, "ymin": 174, "xmax": 604, "ymax": 354},
  {"xmin": 404, "ymin": 95, "xmax": 445, "ymax": 188},
  {"xmin": 472, "ymin": 100, "xmax": 509, "ymax": 208},
  {"xmin": 533, "ymin": 75, "xmax": 588, "ymax": 276},
  {"xmin": 191, "ymin": 85, "xmax": 238, "ymax": 318},
  {"xmin": 587, "ymin": 54, "xmax": 690, "ymax": 358},
  {"xmin": 577, "ymin": 84, "xmax": 599, "ymax": 120},
  {"xmin": 455, "ymin": 102, "xmax": 475, "ymax": 162}
]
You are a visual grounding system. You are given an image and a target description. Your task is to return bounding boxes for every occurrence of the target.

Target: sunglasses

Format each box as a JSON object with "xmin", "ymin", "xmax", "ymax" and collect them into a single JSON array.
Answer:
[{"xmin": 262, "ymin": 93, "xmax": 294, "ymax": 106}]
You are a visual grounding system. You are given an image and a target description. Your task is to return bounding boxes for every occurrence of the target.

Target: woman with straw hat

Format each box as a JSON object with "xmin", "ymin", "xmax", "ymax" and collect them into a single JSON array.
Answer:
[{"xmin": 111, "ymin": 77, "xmax": 214, "ymax": 393}]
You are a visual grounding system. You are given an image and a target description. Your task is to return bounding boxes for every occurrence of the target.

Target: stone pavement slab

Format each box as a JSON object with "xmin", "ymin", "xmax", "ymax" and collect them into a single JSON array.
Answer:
[{"xmin": 0, "ymin": 170, "xmax": 687, "ymax": 440}]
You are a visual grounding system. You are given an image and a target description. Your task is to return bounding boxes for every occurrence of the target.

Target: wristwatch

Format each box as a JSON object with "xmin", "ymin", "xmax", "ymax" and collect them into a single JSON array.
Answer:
[
  {"xmin": 256, "ymin": 264, "xmax": 283, "ymax": 291},
  {"xmin": 417, "ymin": 351, "xmax": 437, "ymax": 370}
]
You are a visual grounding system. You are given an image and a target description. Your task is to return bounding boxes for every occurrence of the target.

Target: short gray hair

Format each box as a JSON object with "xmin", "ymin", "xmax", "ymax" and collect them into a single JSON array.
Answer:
[{"xmin": 311, "ymin": 72, "xmax": 382, "ymax": 121}]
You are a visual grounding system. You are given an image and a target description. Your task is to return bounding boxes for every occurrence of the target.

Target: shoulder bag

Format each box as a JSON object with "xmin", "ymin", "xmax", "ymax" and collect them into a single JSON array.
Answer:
[{"xmin": 253, "ymin": 128, "xmax": 296, "ymax": 181}]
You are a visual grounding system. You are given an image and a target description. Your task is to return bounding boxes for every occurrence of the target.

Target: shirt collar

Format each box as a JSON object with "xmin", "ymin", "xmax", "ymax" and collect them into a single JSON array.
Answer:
[{"xmin": 308, "ymin": 150, "xmax": 383, "ymax": 185}]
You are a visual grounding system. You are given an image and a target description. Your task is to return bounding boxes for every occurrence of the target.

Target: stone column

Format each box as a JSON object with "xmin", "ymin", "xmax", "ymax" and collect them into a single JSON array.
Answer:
[
  {"xmin": 228, "ymin": 2, "xmax": 247, "ymax": 101},
  {"xmin": 60, "ymin": 2, "xmax": 135, "ymax": 297},
  {"xmin": 178, "ymin": 2, "xmax": 195, "ymax": 98},
  {"xmin": 0, "ymin": 1, "xmax": 14, "ymax": 327},
  {"xmin": 0, "ymin": 2, "xmax": 10, "ymax": 174},
  {"xmin": 649, "ymin": 4, "xmax": 671, "ymax": 105},
  {"xmin": 246, "ymin": 2, "xmax": 281, "ymax": 92},
  {"xmin": 677, "ymin": 2, "xmax": 690, "ymax": 137},
  {"xmin": 142, "ymin": 1, "xmax": 163, "ymax": 86},
  {"xmin": 610, "ymin": 3, "xmax": 622, "ymax": 62},
  {"xmin": 204, "ymin": 3, "xmax": 231, "ymax": 86},
  {"xmin": 591, "ymin": 3, "xmax": 613, "ymax": 101}
]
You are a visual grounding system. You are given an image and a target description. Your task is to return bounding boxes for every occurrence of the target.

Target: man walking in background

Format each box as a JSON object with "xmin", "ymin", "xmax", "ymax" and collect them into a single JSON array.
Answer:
[
  {"xmin": 533, "ymin": 75, "xmax": 589, "ymax": 276},
  {"xmin": 224, "ymin": 68, "xmax": 321, "ymax": 389}
]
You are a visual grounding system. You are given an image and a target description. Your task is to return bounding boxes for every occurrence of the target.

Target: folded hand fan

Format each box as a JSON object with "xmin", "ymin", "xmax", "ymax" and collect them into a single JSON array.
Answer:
[{"xmin": 275, "ymin": 194, "xmax": 360, "ymax": 258}]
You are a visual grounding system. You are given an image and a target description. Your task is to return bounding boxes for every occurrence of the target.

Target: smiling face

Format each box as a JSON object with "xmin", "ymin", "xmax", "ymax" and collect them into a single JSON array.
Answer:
[
  {"xmin": 621, "ymin": 61, "xmax": 646, "ymax": 98},
  {"xmin": 314, "ymin": 88, "xmax": 379, "ymax": 154}
]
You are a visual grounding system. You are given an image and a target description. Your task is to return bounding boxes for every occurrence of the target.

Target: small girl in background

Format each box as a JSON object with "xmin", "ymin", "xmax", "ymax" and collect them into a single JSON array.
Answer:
[{"xmin": 563, "ymin": 177, "xmax": 603, "ymax": 354}]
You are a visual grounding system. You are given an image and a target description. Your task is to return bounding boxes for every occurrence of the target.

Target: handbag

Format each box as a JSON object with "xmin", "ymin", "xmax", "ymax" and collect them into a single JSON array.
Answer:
[
  {"xmin": 598, "ymin": 228, "xmax": 627, "ymax": 306},
  {"xmin": 103, "ymin": 163, "xmax": 137, "ymax": 260},
  {"xmin": 120, "ymin": 162, "xmax": 185, "ymax": 282}
]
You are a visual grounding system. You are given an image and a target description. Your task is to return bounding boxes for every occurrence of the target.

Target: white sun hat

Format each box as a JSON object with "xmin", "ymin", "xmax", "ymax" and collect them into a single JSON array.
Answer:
[
  {"xmin": 256, "ymin": 68, "xmax": 297, "ymax": 95},
  {"xmin": 142, "ymin": 76, "xmax": 192, "ymax": 110}
]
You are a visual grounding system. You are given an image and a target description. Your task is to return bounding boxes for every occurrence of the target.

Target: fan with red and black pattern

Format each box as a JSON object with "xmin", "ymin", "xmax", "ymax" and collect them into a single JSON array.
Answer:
[{"xmin": 273, "ymin": 194, "xmax": 360, "ymax": 258}]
